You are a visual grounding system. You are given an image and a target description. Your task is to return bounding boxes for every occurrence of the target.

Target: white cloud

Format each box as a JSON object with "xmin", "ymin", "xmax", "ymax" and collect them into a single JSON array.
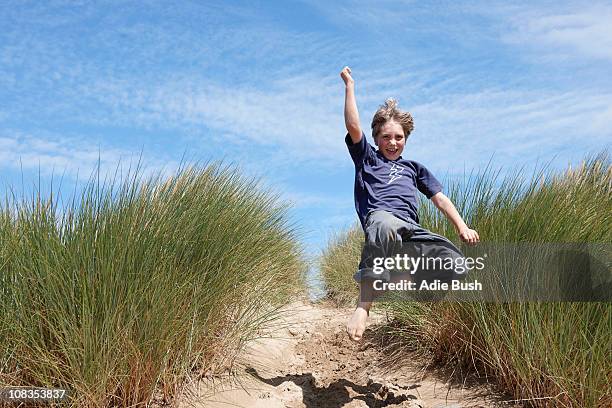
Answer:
[
  {"xmin": 502, "ymin": 4, "xmax": 612, "ymax": 61},
  {"xmin": 75, "ymin": 74, "xmax": 347, "ymax": 163},
  {"xmin": 407, "ymin": 88, "xmax": 612, "ymax": 171},
  {"xmin": 0, "ymin": 131, "xmax": 179, "ymax": 182}
]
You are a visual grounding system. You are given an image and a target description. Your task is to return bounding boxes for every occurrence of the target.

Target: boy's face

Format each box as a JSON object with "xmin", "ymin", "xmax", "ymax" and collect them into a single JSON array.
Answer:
[{"xmin": 375, "ymin": 120, "xmax": 405, "ymax": 161}]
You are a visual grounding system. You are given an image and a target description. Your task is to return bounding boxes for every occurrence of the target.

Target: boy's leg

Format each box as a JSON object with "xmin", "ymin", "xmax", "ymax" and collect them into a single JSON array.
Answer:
[
  {"xmin": 348, "ymin": 210, "xmax": 414, "ymax": 341},
  {"xmin": 353, "ymin": 210, "xmax": 414, "ymax": 283}
]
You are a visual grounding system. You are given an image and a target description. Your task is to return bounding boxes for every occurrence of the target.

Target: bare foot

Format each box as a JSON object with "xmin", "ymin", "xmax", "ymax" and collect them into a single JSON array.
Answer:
[{"xmin": 346, "ymin": 304, "xmax": 370, "ymax": 341}]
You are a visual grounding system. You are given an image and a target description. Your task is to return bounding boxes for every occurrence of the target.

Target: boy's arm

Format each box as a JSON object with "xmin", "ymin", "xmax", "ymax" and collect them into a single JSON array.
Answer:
[
  {"xmin": 340, "ymin": 66, "xmax": 363, "ymax": 144},
  {"xmin": 430, "ymin": 192, "xmax": 480, "ymax": 245}
]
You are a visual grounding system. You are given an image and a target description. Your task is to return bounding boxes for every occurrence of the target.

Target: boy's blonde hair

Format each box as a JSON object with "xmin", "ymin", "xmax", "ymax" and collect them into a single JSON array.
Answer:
[{"xmin": 371, "ymin": 98, "xmax": 414, "ymax": 140}]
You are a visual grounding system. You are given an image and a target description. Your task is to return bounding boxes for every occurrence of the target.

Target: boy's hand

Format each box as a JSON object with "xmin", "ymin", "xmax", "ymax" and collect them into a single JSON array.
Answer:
[
  {"xmin": 458, "ymin": 227, "xmax": 480, "ymax": 245},
  {"xmin": 341, "ymin": 65, "xmax": 362, "ymax": 142},
  {"xmin": 340, "ymin": 66, "xmax": 354, "ymax": 86}
]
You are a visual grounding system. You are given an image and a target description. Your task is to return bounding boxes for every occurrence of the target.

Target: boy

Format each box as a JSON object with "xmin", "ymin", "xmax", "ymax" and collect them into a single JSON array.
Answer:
[{"xmin": 340, "ymin": 66, "xmax": 480, "ymax": 341}]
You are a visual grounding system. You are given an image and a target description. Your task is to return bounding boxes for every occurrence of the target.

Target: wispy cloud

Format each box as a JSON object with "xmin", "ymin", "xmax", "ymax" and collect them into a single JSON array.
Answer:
[
  {"xmin": 0, "ymin": 131, "xmax": 180, "ymax": 181},
  {"xmin": 502, "ymin": 4, "xmax": 612, "ymax": 61},
  {"xmin": 407, "ymin": 89, "xmax": 612, "ymax": 172}
]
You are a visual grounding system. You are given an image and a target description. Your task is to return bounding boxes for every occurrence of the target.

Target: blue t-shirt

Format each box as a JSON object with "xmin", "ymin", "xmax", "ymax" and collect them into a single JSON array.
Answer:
[{"xmin": 345, "ymin": 133, "xmax": 442, "ymax": 229}]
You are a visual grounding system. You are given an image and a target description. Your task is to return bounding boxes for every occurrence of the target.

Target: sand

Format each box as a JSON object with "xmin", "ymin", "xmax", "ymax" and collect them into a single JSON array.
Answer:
[{"xmin": 178, "ymin": 301, "xmax": 519, "ymax": 408}]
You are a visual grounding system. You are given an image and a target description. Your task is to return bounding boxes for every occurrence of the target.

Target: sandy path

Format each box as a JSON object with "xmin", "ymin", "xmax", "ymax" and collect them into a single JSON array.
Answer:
[{"xmin": 179, "ymin": 301, "xmax": 517, "ymax": 408}]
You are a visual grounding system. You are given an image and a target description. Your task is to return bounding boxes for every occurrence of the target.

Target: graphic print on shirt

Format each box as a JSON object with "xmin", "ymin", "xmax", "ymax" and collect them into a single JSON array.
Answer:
[{"xmin": 388, "ymin": 163, "xmax": 404, "ymax": 184}]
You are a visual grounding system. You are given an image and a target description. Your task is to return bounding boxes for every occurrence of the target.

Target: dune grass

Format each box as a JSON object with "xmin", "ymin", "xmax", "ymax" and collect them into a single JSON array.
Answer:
[
  {"xmin": 320, "ymin": 153, "xmax": 611, "ymax": 407},
  {"xmin": 319, "ymin": 225, "xmax": 362, "ymax": 306},
  {"xmin": 0, "ymin": 163, "xmax": 306, "ymax": 407}
]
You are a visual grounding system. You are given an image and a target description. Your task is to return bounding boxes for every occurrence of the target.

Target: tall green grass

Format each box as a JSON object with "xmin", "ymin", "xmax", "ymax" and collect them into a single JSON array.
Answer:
[
  {"xmin": 0, "ymin": 163, "xmax": 306, "ymax": 407},
  {"xmin": 320, "ymin": 153, "xmax": 611, "ymax": 407},
  {"xmin": 319, "ymin": 225, "xmax": 362, "ymax": 306}
]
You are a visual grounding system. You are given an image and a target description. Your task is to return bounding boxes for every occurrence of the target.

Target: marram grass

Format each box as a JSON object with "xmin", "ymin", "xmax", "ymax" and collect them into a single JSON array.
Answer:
[
  {"xmin": 320, "ymin": 153, "xmax": 611, "ymax": 407},
  {"xmin": 319, "ymin": 225, "xmax": 362, "ymax": 306},
  {"xmin": 0, "ymin": 163, "xmax": 306, "ymax": 407}
]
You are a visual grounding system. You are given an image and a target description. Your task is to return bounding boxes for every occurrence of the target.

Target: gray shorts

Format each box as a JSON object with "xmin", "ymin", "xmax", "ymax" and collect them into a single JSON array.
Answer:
[{"xmin": 353, "ymin": 210, "xmax": 467, "ymax": 283}]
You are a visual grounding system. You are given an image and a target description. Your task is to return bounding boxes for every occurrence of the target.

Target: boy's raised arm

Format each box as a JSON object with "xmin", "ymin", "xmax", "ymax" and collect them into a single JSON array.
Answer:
[{"xmin": 340, "ymin": 66, "xmax": 363, "ymax": 144}]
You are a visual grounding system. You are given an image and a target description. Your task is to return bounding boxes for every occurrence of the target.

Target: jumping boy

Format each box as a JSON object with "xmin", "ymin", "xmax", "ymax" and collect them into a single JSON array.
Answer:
[{"xmin": 340, "ymin": 66, "xmax": 480, "ymax": 341}]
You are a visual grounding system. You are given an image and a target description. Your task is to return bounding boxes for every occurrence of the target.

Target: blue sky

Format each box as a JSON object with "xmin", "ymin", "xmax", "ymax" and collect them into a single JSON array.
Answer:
[{"xmin": 1, "ymin": 0, "xmax": 611, "ymax": 260}]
